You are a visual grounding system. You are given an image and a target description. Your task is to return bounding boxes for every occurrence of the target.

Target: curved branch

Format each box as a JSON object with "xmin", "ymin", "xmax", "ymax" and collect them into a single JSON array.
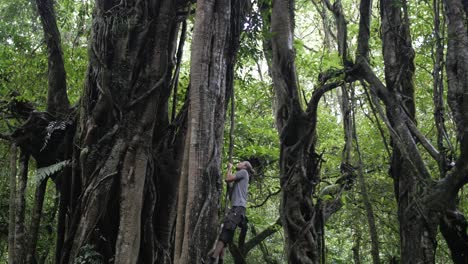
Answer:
[
  {"xmin": 249, "ymin": 189, "xmax": 281, "ymax": 209},
  {"xmin": 306, "ymin": 81, "xmax": 344, "ymax": 117}
]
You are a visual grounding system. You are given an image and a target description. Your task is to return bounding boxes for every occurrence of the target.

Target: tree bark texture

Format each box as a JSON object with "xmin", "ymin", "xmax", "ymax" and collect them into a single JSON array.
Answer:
[
  {"xmin": 352, "ymin": 0, "xmax": 468, "ymax": 262},
  {"xmin": 174, "ymin": 0, "xmax": 247, "ymax": 262},
  {"xmin": 379, "ymin": 0, "xmax": 440, "ymax": 262},
  {"xmin": 56, "ymin": 0, "xmax": 189, "ymax": 263},
  {"xmin": 26, "ymin": 180, "xmax": 48, "ymax": 264},
  {"xmin": 441, "ymin": 0, "xmax": 468, "ymax": 262},
  {"xmin": 146, "ymin": 108, "xmax": 188, "ymax": 263},
  {"xmin": 8, "ymin": 144, "xmax": 17, "ymax": 264},
  {"xmin": 10, "ymin": 0, "xmax": 248, "ymax": 262},
  {"xmin": 270, "ymin": 0, "xmax": 323, "ymax": 263},
  {"xmin": 269, "ymin": 0, "xmax": 352, "ymax": 262},
  {"xmin": 445, "ymin": 0, "xmax": 468, "ymax": 144},
  {"xmin": 356, "ymin": 52, "xmax": 468, "ymax": 264},
  {"xmin": 34, "ymin": 0, "xmax": 70, "ymax": 117},
  {"xmin": 14, "ymin": 151, "xmax": 29, "ymax": 264},
  {"xmin": 432, "ymin": 0, "xmax": 449, "ymax": 176},
  {"xmin": 440, "ymin": 210, "xmax": 468, "ymax": 263}
]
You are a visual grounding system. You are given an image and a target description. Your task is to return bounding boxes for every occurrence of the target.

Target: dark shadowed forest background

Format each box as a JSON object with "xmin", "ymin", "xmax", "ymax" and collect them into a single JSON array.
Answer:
[{"xmin": 1, "ymin": 0, "xmax": 468, "ymax": 263}]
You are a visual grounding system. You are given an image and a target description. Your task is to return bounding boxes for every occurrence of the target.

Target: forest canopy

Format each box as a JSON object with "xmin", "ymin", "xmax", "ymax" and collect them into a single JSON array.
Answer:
[{"xmin": 1, "ymin": 0, "xmax": 468, "ymax": 263}]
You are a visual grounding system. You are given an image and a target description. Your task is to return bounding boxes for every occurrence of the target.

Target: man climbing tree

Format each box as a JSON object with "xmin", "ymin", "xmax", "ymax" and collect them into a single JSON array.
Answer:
[{"xmin": 209, "ymin": 161, "xmax": 254, "ymax": 264}]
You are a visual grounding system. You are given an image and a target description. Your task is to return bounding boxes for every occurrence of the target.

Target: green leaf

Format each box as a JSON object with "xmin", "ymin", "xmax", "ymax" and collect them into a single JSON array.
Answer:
[{"xmin": 34, "ymin": 160, "xmax": 71, "ymax": 184}]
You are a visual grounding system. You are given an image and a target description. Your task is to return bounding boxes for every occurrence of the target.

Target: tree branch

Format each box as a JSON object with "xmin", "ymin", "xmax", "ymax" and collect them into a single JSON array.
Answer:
[
  {"xmin": 306, "ymin": 80, "xmax": 344, "ymax": 116},
  {"xmin": 322, "ymin": 0, "xmax": 350, "ymax": 63},
  {"xmin": 311, "ymin": 0, "xmax": 337, "ymax": 47},
  {"xmin": 249, "ymin": 189, "xmax": 281, "ymax": 209},
  {"xmin": 356, "ymin": 61, "xmax": 432, "ymax": 180},
  {"xmin": 362, "ymin": 83, "xmax": 391, "ymax": 157},
  {"xmin": 244, "ymin": 218, "xmax": 282, "ymax": 253},
  {"xmin": 35, "ymin": 0, "xmax": 70, "ymax": 117},
  {"xmin": 406, "ymin": 120, "xmax": 441, "ymax": 162},
  {"xmin": 171, "ymin": 19, "xmax": 188, "ymax": 122},
  {"xmin": 440, "ymin": 209, "xmax": 468, "ymax": 264},
  {"xmin": 0, "ymin": 133, "xmax": 11, "ymax": 141}
]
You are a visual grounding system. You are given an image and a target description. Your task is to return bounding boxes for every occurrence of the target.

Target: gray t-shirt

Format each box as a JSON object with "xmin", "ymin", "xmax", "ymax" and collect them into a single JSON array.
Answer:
[{"xmin": 231, "ymin": 169, "xmax": 249, "ymax": 207}]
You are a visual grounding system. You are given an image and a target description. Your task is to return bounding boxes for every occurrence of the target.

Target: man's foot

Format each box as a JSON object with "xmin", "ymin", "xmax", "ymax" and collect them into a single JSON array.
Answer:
[{"xmin": 208, "ymin": 256, "xmax": 217, "ymax": 264}]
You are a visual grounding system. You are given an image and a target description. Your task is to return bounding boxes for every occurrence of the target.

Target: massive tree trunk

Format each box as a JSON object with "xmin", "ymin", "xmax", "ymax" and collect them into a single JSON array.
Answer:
[
  {"xmin": 269, "ymin": 0, "xmax": 352, "ymax": 262},
  {"xmin": 56, "ymin": 0, "xmax": 189, "ymax": 263},
  {"xmin": 379, "ymin": 0, "xmax": 468, "ymax": 261},
  {"xmin": 8, "ymin": 0, "xmax": 248, "ymax": 262},
  {"xmin": 147, "ymin": 106, "xmax": 188, "ymax": 263},
  {"xmin": 174, "ymin": 0, "xmax": 248, "ymax": 262},
  {"xmin": 379, "ymin": 0, "xmax": 439, "ymax": 262},
  {"xmin": 270, "ymin": 1, "xmax": 321, "ymax": 262},
  {"xmin": 269, "ymin": 0, "xmax": 346, "ymax": 262},
  {"xmin": 351, "ymin": 0, "xmax": 468, "ymax": 261},
  {"xmin": 429, "ymin": 4, "xmax": 468, "ymax": 260},
  {"xmin": 358, "ymin": 0, "xmax": 440, "ymax": 261}
]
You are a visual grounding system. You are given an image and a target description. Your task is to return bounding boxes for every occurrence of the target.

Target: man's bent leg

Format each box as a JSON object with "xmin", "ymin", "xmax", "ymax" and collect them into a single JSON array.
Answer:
[
  {"xmin": 218, "ymin": 247, "xmax": 225, "ymax": 264},
  {"xmin": 211, "ymin": 240, "xmax": 225, "ymax": 258}
]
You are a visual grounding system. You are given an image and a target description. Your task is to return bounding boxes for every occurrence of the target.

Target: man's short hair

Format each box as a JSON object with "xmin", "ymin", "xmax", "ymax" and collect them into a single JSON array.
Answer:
[{"xmin": 243, "ymin": 161, "xmax": 255, "ymax": 175}]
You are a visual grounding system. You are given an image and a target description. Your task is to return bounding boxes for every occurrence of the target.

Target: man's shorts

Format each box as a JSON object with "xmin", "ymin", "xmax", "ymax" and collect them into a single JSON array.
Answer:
[{"xmin": 219, "ymin": 206, "xmax": 246, "ymax": 244}]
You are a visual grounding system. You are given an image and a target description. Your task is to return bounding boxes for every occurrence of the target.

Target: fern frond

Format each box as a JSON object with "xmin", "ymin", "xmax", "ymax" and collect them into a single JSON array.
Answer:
[{"xmin": 35, "ymin": 160, "xmax": 71, "ymax": 184}]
